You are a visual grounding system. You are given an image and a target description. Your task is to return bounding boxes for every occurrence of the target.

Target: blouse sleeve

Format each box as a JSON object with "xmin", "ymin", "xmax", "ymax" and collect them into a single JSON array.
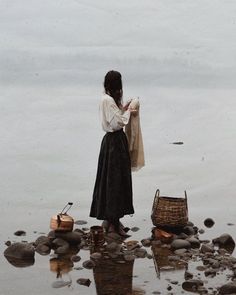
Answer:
[{"xmin": 103, "ymin": 98, "xmax": 130, "ymax": 131}]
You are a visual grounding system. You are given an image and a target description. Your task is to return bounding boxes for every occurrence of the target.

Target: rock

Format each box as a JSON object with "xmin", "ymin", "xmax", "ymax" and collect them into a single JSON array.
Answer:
[
  {"xmin": 187, "ymin": 237, "xmax": 201, "ymax": 249},
  {"xmin": 4, "ymin": 242, "xmax": 35, "ymax": 260},
  {"xmin": 199, "ymin": 229, "xmax": 205, "ymax": 234},
  {"xmin": 204, "ymin": 218, "xmax": 215, "ymax": 228},
  {"xmin": 174, "ymin": 249, "xmax": 187, "ymax": 255},
  {"xmin": 167, "ymin": 285, "xmax": 172, "ymax": 291},
  {"xmin": 125, "ymin": 240, "xmax": 140, "ymax": 251},
  {"xmin": 135, "ymin": 248, "xmax": 147, "ymax": 258},
  {"xmin": 204, "ymin": 268, "xmax": 217, "ymax": 277},
  {"xmin": 170, "ymin": 280, "xmax": 178, "ymax": 285},
  {"xmin": 106, "ymin": 242, "xmax": 120, "ymax": 252},
  {"xmin": 71, "ymin": 255, "xmax": 81, "ymax": 262},
  {"xmin": 131, "ymin": 227, "xmax": 140, "ymax": 232},
  {"xmin": 183, "ymin": 226, "xmax": 195, "ymax": 236},
  {"xmin": 176, "ymin": 233, "xmax": 189, "ymax": 240},
  {"xmin": 196, "ymin": 265, "xmax": 207, "ymax": 271},
  {"xmin": 5, "ymin": 241, "xmax": 11, "ymax": 247},
  {"xmin": 76, "ymin": 278, "xmax": 91, "ymax": 287},
  {"xmin": 219, "ymin": 282, "xmax": 236, "ymax": 294},
  {"xmin": 52, "ymin": 280, "xmax": 71, "ymax": 288},
  {"xmin": 14, "ymin": 230, "xmax": 26, "ymax": 236},
  {"xmin": 52, "ymin": 238, "xmax": 70, "ymax": 254},
  {"xmin": 35, "ymin": 236, "xmax": 51, "ymax": 247},
  {"xmin": 146, "ymin": 254, "xmax": 153, "ymax": 259},
  {"xmin": 105, "ymin": 232, "xmax": 123, "ymax": 244},
  {"xmin": 184, "ymin": 271, "xmax": 193, "ymax": 280},
  {"xmin": 74, "ymin": 220, "xmax": 88, "ymax": 225},
  {"xmin": 49, "ymin": 231, "xmax": 82, "ymax": 245},
  {"xmin": 200, "ymin": 244, "xmax": 214, "ymax": 254},
  {"xmin": 82, "ymin": 260, "xmax": 95, "ymax": 269},
  {"xmin": 182, "ymin": 279, "xmax": 204, "ymax": 292},
  {"xmin": 171, "ymin": 239, "xmax": 191, "ymax": 250},
  {"xmin": 141, "ymin": 239, "xmax": 152, "ymax": 247},
  {"xmin": 213, "ymin": 234, "xmax": 235, "ymax": 253},
  {"xmin": 90, "ymin": 252, "xmax": 102, "ymax": 260},
  {"xmin": 36, "ymin": 244, "xmax": 51, "ymax": 255}
]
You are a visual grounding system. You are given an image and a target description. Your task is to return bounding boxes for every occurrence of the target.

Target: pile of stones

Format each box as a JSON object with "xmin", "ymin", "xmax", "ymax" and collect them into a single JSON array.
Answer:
[{"xmin": 3, "ymin": 218, "xmax": 236, "ymax": 294}]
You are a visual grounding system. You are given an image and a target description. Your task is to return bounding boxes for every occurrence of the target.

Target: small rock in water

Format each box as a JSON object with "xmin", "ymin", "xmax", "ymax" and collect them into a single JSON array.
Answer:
[
  {"xmin": 172, "ymin": 142, "xmax": 184, "ymax": 145},
  {"xmin": 82, "ymin": 260, "xmax": 96, "ymax": 269},
  {"xmin": 71, "ymin": 255, "xmax": 81, "ymax": 262},
  {"xmin": 74, "ymin": 220, "xmax": 88, "ymax": 225},
  {"xmin": 131, "ymin": 227, "xmax": 140, "ymax": 232},
  {"xmin": 182, "ymin": 279, "xmax": 204, "ymax": 292},
  {"xmin": 14, "ymin": 230, "xmax": 26, "ymax": 236},
  {"xmin": 135, "ymin": 248, "xmax": 147, "ymax": 258},
  {"xmin": 5, "ymin": 241, "xmax": 11, "ymax": 247},
  {"xmin": 184, "ymin": 271, "xmax": 194, "ymax": 280},
  {"xmin": 227, "ymin": 223, "xmax": 234, "ymax": 226},
  {"xmin": 199, "ymin": 229, "xmax": 205, "ymax": 234},
  {"xmin": 51, "ymin": 280, "xmax": 71, "ymax": 288},
  {"xmin": 76, "ymin": 278, "xmax": 91, "ymax": 287},
  {"xmin": 204, "ymin": 218, "xmax": 215, "ymax": 228},
  {"xmin": 36, "ymin": 244, "xmax": 51, "ymax": 256},
  {"xmin": 219, "ymin": 282, "xmax": 236, "ymax": 294},
  {"xmin": 74, "ymin": 267, "xmax": 83, "ymax": 270}
]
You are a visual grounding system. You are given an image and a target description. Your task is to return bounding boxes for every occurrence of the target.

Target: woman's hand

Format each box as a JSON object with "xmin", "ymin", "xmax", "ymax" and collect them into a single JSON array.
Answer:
[{"xmin": 123, "ymin": 100, "xmax": 132, "ymax": 111}]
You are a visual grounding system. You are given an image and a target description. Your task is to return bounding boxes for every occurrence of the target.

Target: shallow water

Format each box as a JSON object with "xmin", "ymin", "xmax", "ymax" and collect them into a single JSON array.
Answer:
[{"xmin": 1, "ymin": 0, "xmax": 236, "ymax": 294}]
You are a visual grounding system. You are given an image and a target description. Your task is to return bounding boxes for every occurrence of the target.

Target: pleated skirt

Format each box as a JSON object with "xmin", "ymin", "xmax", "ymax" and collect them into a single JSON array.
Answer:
[{"xmin": 90, "ymin": 129, "xmax": 134, "ymax": 220}]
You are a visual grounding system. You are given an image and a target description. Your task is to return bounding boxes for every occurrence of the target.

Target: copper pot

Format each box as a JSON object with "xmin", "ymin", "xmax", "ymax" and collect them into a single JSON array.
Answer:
[{"xmin": 50, "ymin": 202, "xmax": 74, "ymax": 232}]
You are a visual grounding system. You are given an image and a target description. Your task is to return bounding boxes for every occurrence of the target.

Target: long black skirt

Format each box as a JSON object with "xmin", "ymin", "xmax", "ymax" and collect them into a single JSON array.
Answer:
[{"xmin": 90, "ymin": 129, "xmax": 134, "ymax": 220}]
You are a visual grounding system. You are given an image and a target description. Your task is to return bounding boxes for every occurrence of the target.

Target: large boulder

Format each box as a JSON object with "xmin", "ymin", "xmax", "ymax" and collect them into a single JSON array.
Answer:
[
  {"xmin": 4, "ymin": 242, "xmax": 35, "ymax": 267},
  {"xmin": 219, "ymin": 282, "xmax": 236, "ymax": 294},
  {"xmin": 212, "ymin": 234, "xmax": 235, "ymax": 253}
]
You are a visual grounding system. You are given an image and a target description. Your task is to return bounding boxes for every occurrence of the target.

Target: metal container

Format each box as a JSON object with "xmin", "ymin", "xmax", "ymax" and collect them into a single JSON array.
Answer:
[{"xmin": 50, "ymin": 202, "xmax": 74, "ymax": 232}]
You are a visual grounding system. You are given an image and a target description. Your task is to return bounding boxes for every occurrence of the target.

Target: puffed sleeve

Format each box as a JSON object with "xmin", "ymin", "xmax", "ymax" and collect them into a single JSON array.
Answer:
[{"xmin": 103, "ymin": 98, "xmax": 130, "ymax": 131}]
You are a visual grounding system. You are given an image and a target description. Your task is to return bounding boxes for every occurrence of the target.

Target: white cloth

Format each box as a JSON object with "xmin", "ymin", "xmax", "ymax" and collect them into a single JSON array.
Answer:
[
  {"xmin": 125, "ymin": 98, "xmax": 145, "ymax": 171},
  {"xmin": 100, "ymin": 94, "xmax": 130, "ymax": 132}
]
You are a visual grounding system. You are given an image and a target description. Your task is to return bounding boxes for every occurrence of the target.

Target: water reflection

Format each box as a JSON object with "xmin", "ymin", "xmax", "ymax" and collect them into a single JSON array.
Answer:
[
  {"xmin": 91, "ymin": 247, "xmax": 145, "ymax": 295},
  {"xmin": 151, "ymin": 245, "xmax": 187, "ymax": 279}
]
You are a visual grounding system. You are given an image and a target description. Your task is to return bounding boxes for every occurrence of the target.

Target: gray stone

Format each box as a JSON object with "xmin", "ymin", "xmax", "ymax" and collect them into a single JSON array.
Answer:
[
  {"xmin": 49, "ymin": 231, "xmax": 82, "ymax": 245},
  {"xmin": 36, "ymin": 244, "xmax": 51, "ymax": 255},
  {"xmin": 71, "ymin": 255, "xmax": 81, "ymax": 262},
  {"xmin": 131, "ymin": 227, "xmax": 140, "ymax": 232},
  {"xmin": 187, "ymin": 237, "xmax": 201, "ymax": 249},
  {"xmin": 141, "ymin": 239, "xmax": 151, "ymax": 247},
  {"xmin": 182, "ymin": 279, "xmax": 204, "ymax": 292},
  {"xmin": 74, "ymin": 220, "xmax": 88, "ymax": 225},
  {"xmin": 4, "ymin": 242, "xmax": 35, "ymax": 260},
  {"xmin": 106, "ymin": 242, "xmax": 120, "ymax": 252},
  {"xmin": 171, "ymin": 239, "xmax": 191, "ymax": 250},
  {"xmin": 184, "ymin": 271, "xmax": 193, "ymax": 280},
  {"xmin": 219, "ymin": 282, "xmax": 236, "ymax": 294},
  {"xmin": 52, "ymin": 238, "xmax": 70, "ymax": 254},
  {"xmin": 14, "ymin": 230, "xmax": 26, "ymax": 236},
  {"xmin": 35, "ymin": 236, "xmax": 51, "ymax": 247},
  {"xmin": 176, "ymin": 233, "xmax": 189, "ymax": 240},
  {"xmin": 204, "ymin": 218, "xmax": 215, "ymax": 228},
  {"xmin": 82, "ymin": 260, "xmax": 96, "ymax": 269},
  {"xmin": 200, "ymin": 244, "xmax": 214, "ymax": 254},
  {"xmin": 213, "ymin": 234, "xmax": 235, "ymax": 253},
  {"xmin": 204, "ymin": 268, "xmax": 216, "ymax": 277},
  {"xmin": 52, "ymin": 280, "xmax": 71, "ymax": 288},
  {"xmin": 76, "ymin": 278, "xmax": 91, "ymax": 287},
  {"xmin": 183, "ymin": 226, "xmax": 195, "ymax": 236},
  {"xmin": 174, "ymin": 249, "xmax": 187, "ymax": 255},
  {"xmin": 5, "ymin": 241, "xmax": 11, "ymax": 247},
  {"xmin": 199, "ymin": 229, "xmax": 205, "ymax": 234}
]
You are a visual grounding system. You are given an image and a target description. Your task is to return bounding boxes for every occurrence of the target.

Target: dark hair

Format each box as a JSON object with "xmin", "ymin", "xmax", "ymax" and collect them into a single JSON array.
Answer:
[{"xmin": 104, "ymin": 70, "xmax": 123, "ymax": 107}]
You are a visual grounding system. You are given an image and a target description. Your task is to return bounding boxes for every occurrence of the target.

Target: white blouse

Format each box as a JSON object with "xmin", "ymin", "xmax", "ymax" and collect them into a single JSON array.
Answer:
[{"xmin": 100, "ymin": 94, "xmax": 131, "ymax": 132}]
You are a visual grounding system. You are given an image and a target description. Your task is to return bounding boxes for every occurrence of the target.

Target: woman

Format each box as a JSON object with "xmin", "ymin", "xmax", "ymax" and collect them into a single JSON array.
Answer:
[{"xmin": 90, "ymin": 70, "xmax": 135, "ymax": 236}]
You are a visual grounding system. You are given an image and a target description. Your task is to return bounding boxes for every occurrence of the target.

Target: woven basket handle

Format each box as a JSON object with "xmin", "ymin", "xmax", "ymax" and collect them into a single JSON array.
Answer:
[
  {"xmin": 152, "ymin": 189, "xmax": 160, "ymax": 212},
  {"xmin": 184, "ymin": 190, "xmax": 188, "ymax": 214}
]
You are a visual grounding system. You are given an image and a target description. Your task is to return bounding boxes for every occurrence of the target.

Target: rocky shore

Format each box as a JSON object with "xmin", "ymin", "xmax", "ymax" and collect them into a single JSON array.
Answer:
[{"xmin": 3, "ymin": 218, "xmax": 236, "ymax": 294}]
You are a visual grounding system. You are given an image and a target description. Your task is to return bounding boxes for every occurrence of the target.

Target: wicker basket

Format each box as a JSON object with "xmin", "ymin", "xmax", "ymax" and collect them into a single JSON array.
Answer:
[{"xmin": 151, "ymin": 189, "xmax": 188, "ymax": 227}]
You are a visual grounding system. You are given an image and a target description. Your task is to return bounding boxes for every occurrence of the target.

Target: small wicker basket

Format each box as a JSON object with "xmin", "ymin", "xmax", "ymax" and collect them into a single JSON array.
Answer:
[{"xmin": 151, "ymin": 189, "xmax": 188, "ymax": 227}]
